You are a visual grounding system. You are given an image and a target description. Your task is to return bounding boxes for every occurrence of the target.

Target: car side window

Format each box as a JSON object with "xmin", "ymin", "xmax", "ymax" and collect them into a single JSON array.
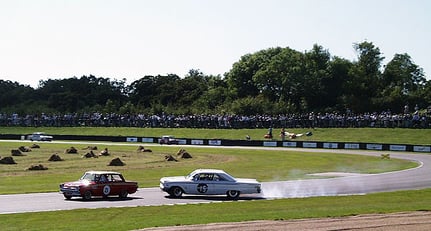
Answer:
[
  {"xmin": 99, "ymin": 174, "xmax": 108, "ymax": 183},
  {"xmin": 217, "ymin": 174, "xmax": 228, "ymax": 181},
  {"xmin": 198, "ymin": 173, "xmax": 216, "ymax": 181},
  {"xmin": 112, "ymin": 174, "xmax": 124, "ymax": 182},
  {"xmin": 214, "ymin": 174, "xmax": 227, "ymax": 181}
]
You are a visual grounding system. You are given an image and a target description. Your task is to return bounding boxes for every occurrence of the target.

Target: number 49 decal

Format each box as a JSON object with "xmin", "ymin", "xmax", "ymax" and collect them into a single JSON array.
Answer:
[{"xmin": 197, "ymin": 183, "xmax": 208, "ymax": 193}]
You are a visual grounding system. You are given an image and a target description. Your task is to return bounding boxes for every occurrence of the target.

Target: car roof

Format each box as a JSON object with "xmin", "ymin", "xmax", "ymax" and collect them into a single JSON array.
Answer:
[
  {"xmin": 85, "ymin": 171, "xmax": 121, "ymax": 175},
  {"xmin": 192, "ymin": 169, "xmax": 227, "ymax": 174}
]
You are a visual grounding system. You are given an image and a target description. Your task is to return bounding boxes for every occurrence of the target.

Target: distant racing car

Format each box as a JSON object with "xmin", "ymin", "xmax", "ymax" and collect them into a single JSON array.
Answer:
[
  {"xmin": 159, "ymin": 135, "xmax": 179, "ymax": 145},
  {"xmin": 160, "ymin": 169, "xmax": 262, "ymax": 199},
  {"xmin": 27, "ymin": 132, "xmax": 53, "ymax": 141}
]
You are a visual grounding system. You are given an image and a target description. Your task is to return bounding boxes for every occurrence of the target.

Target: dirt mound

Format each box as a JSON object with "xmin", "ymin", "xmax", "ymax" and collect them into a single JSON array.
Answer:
[
  {"xmin": 108, "ymin": 157, "xmax": 125, "ymax": 166},
  {"xmin": 83, "ymin": 146, "xmax": 98, "ymax": 150},
  {"xmin": 48, "ymin": 154, "xmax": 63, "ymax": 161},
  {"xmin": 176, "ymin": 149, "xmax": 192, "ymax": 159},
  {"xmin": 18, "ymin": 146, "xmax": 32, "ymax": 152},
  {"xmin": 65, "ymin": 147, "xmax": 78, "ymax": 154},
  {"xmin": 0, "ymin": 156, "xmax": 17, "ymax": 164},
  {"xmin": 165, "ymin": 155, "xmax": 178, "ymax": 162},
  {"xmin": 99, "ymin": 148, "xmax": 110, "ymax": 156},
  {"xmin": 30, "ymin": 144, "xmax": 40, "ymax": 148},
  {"xmin": 28, "ymin": 164, "xmax": 48, "ymax": 170},
  {"xmin": 137, "ymin": 145, "xmax": 152, "ymax": 152},
  {"xmin": 82, "ymin": 151, "xmax": 98, "ymax": 158},
  {"xmin": 11, "ymin": 149, "xmax": 25, "ymax": 156}
]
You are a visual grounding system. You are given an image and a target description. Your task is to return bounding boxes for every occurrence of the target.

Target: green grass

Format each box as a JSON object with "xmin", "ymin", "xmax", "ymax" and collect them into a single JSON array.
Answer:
[
  {"xmin": 1, "ymin": 189, "xmax": 430, "ymax": 231},
  {"xmin": 0, "ymin": 141, "xmax": 416, "ymax": 194},
  {"xmin": 0, "ymin": 127, "xmax": 429, "ymax": 230},
  {"xmin": 1, "ymin": 127, "xmax": 431, "ymax": 145}
]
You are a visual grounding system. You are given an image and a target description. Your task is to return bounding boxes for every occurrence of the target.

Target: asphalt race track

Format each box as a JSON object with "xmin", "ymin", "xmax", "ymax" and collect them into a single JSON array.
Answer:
[{"xmin": 1, "ymin": 142, "xmax": 431, "ymax": 214}]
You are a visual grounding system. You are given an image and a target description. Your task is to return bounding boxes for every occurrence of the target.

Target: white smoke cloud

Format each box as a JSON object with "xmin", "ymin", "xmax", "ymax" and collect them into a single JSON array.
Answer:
[{"xmin": 261, "ymin": 173, "xmax": 370, "ymax": 198}]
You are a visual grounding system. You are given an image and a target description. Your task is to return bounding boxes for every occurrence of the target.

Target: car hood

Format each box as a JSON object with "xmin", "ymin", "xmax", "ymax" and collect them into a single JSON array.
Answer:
[
  {"xmin": 160, "ymin": 176, "xmax": 188, "ymax": 183},
  {"xmin": 62, "ymin": 179, "xmax": 92, "ymax": 187}
]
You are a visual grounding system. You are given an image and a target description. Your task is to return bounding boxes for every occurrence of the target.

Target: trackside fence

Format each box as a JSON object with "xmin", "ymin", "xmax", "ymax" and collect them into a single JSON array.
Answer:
[{"xmin": 1, "ymin": 134, "xmax": 429, "ymax": 153}]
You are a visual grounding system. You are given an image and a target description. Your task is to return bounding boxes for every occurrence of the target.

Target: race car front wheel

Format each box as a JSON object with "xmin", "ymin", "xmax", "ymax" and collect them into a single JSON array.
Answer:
[
  {"xmin": 83, "ymin": 190, "xmax": 92, "ymax": 200},
  {"xmin": 169, "ymin": 187, "xmax": 183, "ymax": 198},
  {"xmin": 63, "ymin": 194, "xmax": 72, "ymax": 200}
]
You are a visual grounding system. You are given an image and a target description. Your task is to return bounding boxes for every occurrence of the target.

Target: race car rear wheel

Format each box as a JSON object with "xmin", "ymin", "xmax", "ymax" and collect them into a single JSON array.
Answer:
[
  {"xmin": 119, "ymin": 190, "xmax": 128, "ymax": 198},
  {"xmin": 226, "ymin": 190, "xmax": 240, "ymax": 199},
  {"xmin": 170, "ymin": 187, "xmax": 183, "ymax": 198}
]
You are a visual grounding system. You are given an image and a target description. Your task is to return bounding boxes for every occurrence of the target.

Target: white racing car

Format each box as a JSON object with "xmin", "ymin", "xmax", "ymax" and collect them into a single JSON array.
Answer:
[
  {"xmin": 27, "ymin": 132, "xmax": 53, "ymax": 141},
  {"xmin": 160, "ymin": 169, "xmax": 262, "ymax": 199}
]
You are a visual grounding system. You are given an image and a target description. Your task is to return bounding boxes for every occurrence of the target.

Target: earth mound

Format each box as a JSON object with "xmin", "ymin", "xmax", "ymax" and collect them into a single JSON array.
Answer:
[
  {"xmin": 0, "ymin": 156, "xmax": 17, "ymax": 164},
  {"xmin": 82, "ymin": 151, "xmax": 98, "ymax": 158},
  {"xmin": 48, "ymin": 154, "xmax": 63, "ymax": 161},
  {"xmin": 99, "ymin": 148, "xmax": 110, "ymax": 156},
  {"xmin": 30, "ymin": 144, "xmax": 40, "ymax": 148},
  {"xmin": 18, "ymin": 146, "xmax": 32, "ymax": 152},
  {"xmin": 108, "ymin": 157, "xmax": 125, "ymax": 166},
  {"xmin": 165, "ymin": 155, "xmax": 178, "ymax": 162},
  {"xmin": 65, "ymin": 147, "xmax": 78, "ymax": 154},
  {"xmin": 176, "ymin": 149, "xmax": 192, "ymax": 158},
  {"xmin": 11, "ymin": 149, "xmax": 25, "ymax": 156},
  {"xmin": 28, "ymin": 164, "xmax": 48, "ymax": 170}
]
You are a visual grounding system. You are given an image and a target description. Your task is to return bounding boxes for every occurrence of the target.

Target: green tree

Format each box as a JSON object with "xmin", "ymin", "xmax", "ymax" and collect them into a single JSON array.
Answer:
[
  {"xmin": 328, "ymin": 57, "xmax": 354, "ymax": 112},
  {"xmin": 301, "ymin": 44, "xmax": 331, "ymax": 111},
  {"xmin": 192, "ymin": 75, "xmax": 228, "ymax": 113},
  {"xmin": 129, "ymin": 74, "xmax": 180, "ymax": 109},
  {"xmin": 36, "ymin": 75, "xmax": 128, "ymax": 112},
  {"xmin": 346, "ymin": 41, "xmax": 384, "ymax": 112},
  {"xmin": 226, "ymin": 47, "xmax": 283, "ymax": 99},
  {"xmin": 380, "ymin": 53, "xmax": 426, "ymax": 112}
]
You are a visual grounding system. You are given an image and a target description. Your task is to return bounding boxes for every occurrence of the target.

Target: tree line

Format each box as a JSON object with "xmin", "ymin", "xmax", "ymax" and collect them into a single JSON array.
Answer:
[{"xmin": 1, "ymin": 41, "xmax": 429, "ymax": 116}]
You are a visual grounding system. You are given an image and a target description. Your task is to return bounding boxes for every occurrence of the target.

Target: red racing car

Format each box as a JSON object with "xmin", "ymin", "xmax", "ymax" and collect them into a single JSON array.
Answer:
[{"xmin": 60, "ymin": 171, "xmax": 138, "ymax": 200}]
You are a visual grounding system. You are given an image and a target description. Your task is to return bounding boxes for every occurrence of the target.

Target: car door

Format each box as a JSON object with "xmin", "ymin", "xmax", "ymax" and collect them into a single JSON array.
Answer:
[
  {"xmin": 190, "ymin": 173, "xmax": 214, "ymax": 195},
  {"xmin": 212, "ymin": 173, "xmax": 233, "ymax": 194},
  {"xmin": 93, "ymin": 174, "xmax": 107, "ymax": 197},
  {"xmin": 108, "ymin": 174, "xmax": 124, "ymax": 195}
]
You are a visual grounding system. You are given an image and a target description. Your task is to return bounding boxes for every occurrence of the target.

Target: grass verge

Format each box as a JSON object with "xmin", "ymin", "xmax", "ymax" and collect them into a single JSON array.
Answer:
[
  {"xmin": 0, "ymin": 189, "xmax": 430, "ymax": 231},
  {"xmin": 1, "ymin": 127, "xmax": 431, "ymax": 145}
]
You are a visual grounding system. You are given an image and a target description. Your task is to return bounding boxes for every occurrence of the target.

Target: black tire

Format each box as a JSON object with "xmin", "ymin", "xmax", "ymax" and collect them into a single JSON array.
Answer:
[
  {"xmin": 169, "ymin": 187, "xmax": 183, "ymax": 198},
  {"xmin": 63, "ymin": 194, "xmax": 72, "ymax": 200},
  {"xmin": 83, "ymin": 191, "xmax": 92, "ymax": 200},
  {"xmin": 226, "ymin": 190, "xmax": 240, "ymax": 199},
  {"xmin": 119, "ymin": 190, "xmax": 128, "ymax": 199}
]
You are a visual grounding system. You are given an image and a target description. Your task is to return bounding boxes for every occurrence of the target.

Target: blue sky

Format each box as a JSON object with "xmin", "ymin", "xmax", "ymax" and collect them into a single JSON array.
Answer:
[{"xmin": 1, "ymin": 0, "xmax": 430, "ymax": 88}]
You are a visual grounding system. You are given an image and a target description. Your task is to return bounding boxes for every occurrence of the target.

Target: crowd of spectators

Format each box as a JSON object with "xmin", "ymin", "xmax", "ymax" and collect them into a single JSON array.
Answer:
[{"xmin": 0, "ymin": 110, "xmax": 430, "ymax": 129}]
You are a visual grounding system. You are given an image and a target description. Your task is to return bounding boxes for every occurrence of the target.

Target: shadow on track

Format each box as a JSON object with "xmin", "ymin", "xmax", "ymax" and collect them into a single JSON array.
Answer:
[{"xmin": 66, "ymin": 196, "xmax": 144, "ymax": 202}]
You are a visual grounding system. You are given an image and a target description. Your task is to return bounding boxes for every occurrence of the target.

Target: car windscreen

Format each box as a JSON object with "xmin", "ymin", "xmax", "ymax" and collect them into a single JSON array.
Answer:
[{"xmin": 80, "ymin": 173, "xmax": 95, "ymax": 181}]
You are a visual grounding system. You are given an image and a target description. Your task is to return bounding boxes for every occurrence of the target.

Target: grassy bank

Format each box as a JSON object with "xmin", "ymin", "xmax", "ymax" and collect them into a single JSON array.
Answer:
[
  {"xmin": 0, "ymin": 141, "xmax": 417, "ymax": 194},
  {"xmin": 1, "ymin": 189, "xmax": 430, "ymax": 231},
  {"xmin": 0, "ymin": 127, "xmax": 429, "ymax": 230},
  {"xmin": 1, "ymin": 127, "xmax": 431, "ymax": 145}
]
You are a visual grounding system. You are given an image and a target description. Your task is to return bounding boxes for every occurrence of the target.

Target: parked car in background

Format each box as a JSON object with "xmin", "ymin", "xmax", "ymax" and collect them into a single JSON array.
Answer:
[
  {"xmin": 159, "ymin": 135, "xmax": 179, "ymax": 145},
  {"xmin": 27, "ymin": 132, "xmax": 53, "ymax": 141},
  {"xmin": 59, "ymin": 171, "xmax": 138, "ymax": 200},
  {"xmin": 160, "ymin": 169, "xmax": 262, "ymax": 199}
]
